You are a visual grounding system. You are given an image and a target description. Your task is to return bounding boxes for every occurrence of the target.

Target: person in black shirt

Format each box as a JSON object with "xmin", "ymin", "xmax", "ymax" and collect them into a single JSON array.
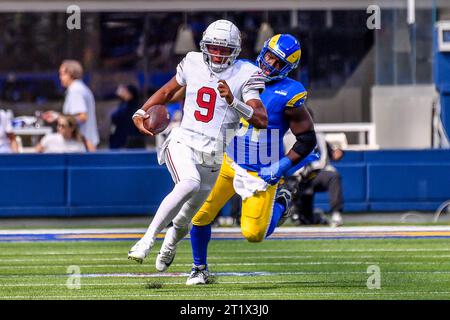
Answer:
[{"xmin": 109, "ymin": 84, "xmax": 146, "ymax": 149}]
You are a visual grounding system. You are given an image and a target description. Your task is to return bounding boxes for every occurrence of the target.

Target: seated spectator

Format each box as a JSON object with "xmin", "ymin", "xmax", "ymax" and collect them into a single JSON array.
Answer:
[
  {"xmin": 281, "ymin": 106, "xmax": 344, "ymax": 227},
  {"xmin": 285, "ymin": 132, "xmax": 345, "ymax": 227},
  {"xmin": 35, "ymin": 115, "xmax": 94, "ymax": 153},
  {"xmin": 0, "ymin": 109, "xmax": 18, "ymax": 153},
  {"xmin": 109, "ymin": 84, "xmax": 145, "ymax": 149}
]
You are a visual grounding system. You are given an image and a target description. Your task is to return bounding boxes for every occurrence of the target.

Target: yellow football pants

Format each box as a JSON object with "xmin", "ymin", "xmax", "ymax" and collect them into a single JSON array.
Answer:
[{"xmin": 192, "ymin": 154, "xmax": 278, "ymax": 242}]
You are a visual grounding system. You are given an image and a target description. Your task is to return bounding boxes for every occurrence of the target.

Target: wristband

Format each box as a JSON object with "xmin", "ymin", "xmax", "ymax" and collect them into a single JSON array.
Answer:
[
  {"xmin": 132, "ymin": 109, "xmax": 146, "ymax": 119},
  {"xmin": 229, "ymin": 97, "xmax": 254, "ymax": 120}
]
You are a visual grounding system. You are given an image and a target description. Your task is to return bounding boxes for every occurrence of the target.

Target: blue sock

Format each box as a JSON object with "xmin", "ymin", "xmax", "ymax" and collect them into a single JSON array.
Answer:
[
  {"xmin": 266, "ymin": 202, "xmax": 285, "ymax": 238},
  {"xmin": 190, "ymin": 224, "xmax": 212, "ymax": 267}
]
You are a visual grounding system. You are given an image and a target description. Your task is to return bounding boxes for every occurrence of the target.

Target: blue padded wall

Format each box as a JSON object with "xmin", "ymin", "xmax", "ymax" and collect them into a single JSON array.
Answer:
[
  {"xmin": 0, "ymin": 151, "xmax": 173, "ymax": 217},
  {"xmin": 0, "ymin": 154, "xmax": 66, "ymax": 214},
  {"xmin": 0, "ymin": 149, "xmax": 449, "ymax": 217},
  {"xmin": 314, "ymin": 149, "xmax": 449, "ymax": 212}
]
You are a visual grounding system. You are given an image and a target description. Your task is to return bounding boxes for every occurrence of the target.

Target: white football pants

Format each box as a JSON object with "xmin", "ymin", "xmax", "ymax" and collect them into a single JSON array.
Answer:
[{"xmin": 140, "ymin": 138, "xmax": 220, "ymax": 246}]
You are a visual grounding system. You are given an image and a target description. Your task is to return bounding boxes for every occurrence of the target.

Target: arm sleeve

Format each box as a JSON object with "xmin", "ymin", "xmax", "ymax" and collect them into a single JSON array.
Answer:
[
  {"xmin": 175, "ymin": 56, "xmax": 187, "ymax": 86},
  {"xmin": 242, "ymin": 70, "xmax": 265, "ymax": 102},
  {"xmin": 1, "ymin": 112, "xmax": 13, "ymax": 133}
]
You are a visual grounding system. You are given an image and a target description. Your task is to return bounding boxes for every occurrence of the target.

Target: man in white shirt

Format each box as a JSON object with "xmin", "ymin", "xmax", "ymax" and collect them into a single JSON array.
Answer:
[
  {"xmin": 0, "ymin": 109, "xmax": 18, "ymax": 153},
  {"xmin": 43, "ymin": 60, "xmax": 99, "ymax": 149}
]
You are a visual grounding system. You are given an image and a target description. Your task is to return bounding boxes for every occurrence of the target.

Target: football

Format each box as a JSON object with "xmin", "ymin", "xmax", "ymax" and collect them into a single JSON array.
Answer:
[{"xmin": 143, "ymin": 104, "xmax": 170, "ymax": 134}]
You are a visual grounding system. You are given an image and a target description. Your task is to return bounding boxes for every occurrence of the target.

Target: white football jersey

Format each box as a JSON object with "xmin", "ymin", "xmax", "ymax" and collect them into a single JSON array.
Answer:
[{"xmin": 173, "ymin": 52, "xmax": 265, "ymax": 155}]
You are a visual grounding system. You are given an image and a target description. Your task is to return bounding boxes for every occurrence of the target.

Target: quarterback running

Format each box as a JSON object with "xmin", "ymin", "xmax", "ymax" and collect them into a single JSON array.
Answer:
[
  {"xmin": 157, "ymin": 34, "xmax": 319, "ymax": 285},
  {"xmin": 128, "ymin": 20, "xmax": 268, "ymax": 264}
]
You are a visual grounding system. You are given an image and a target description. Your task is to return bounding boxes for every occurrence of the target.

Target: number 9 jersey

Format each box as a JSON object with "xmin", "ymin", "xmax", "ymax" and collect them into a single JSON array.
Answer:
[{"xmin": 172, "ymin": 51, "xmax": 265, "ymax": 155}]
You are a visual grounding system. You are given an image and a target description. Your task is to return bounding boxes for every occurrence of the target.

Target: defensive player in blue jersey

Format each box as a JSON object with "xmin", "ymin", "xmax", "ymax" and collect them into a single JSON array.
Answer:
[{"xmin": 155, "ymin": 34, "xmax": 318, "ymax": 284}]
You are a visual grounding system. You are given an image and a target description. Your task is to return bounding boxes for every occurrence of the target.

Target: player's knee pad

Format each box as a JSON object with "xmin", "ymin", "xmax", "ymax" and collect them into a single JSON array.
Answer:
[
  {"xmin": 173, "ymin": 220, "xmax": 189, "ymax": 230},
  {"xmin": 193, "ymin": 212, "xmax": 217, "ymax": 226},
  {"xmin": 188, "ymin": 179, "xmax": 201, "ymax": 195},
  {"xmin": 177, "ymin": 179, "xmax": 201, "ymax": 199},
  {"xmin": 241, "ymin": 228, "xmax": 265, "ymax": 243}
]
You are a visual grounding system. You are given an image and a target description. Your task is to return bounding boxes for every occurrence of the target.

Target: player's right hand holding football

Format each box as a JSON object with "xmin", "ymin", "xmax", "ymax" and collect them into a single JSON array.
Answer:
[{"xmin": 132, "ymin": 110, "xmax": 154, "ymax": 136}]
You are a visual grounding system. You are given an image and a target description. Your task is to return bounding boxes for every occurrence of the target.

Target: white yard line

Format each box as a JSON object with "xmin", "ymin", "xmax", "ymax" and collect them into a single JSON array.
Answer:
[
  {"xmin": 2, "ymin": 260, "xmax": 450, "ymax": 269},
  {"xmin": 1, "ymin": 225, "xmax": 450, "ymax": 235},
  {"xmin": 2, "ymin": 254, "xmax": 450, "ymax": 263},
  {"xmin": 3, "ymin": 248, "xmax": 450, "ymax": 256},
  {"xmin": 2, "ymin": 291, "xmax": 450, "ymax": 299},
  {"xmin": 3, "ymin": 270, "xmax": 450, "ymax": 280},
  {"xmin": 3, "ymin": 277, "xmax": 450, "ymax": 288}
]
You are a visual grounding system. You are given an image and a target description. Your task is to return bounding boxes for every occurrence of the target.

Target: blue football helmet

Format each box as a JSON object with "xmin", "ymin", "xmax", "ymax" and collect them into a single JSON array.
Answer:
[{"xmin": 256, "ymin": 34, "xmax": 301, "ymax": 81}]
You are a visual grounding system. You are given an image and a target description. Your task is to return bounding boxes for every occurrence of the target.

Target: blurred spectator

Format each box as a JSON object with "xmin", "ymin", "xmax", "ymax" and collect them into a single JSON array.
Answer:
[
  {"xmin": 109, "ymin": 84, "xmax": 146, "ymax": 149},
  {"xmin": 43, "ymin": 60, "xmax": 99, "ymax": 149},
  {"xmin": 286, "ymin": 132, "xmax": 345, "ymax": 227},
  {"xmin": 0, "ymin": 109, "xmax": 18, "ymax": 153},
  {"xmin": 35, "ymin": 115, "xmax": 93, "ymax": 153}
]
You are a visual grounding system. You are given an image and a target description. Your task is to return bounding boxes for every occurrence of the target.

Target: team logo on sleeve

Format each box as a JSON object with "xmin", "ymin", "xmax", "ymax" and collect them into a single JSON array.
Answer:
[{"xmin": 274, "ymin": 90, "xmax": 288, "ymax": 96}]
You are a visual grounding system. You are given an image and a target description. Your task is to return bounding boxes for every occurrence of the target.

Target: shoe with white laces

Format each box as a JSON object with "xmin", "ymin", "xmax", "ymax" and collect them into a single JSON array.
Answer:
[
  {"xmin": 155, "ymin": 247, "xmax": 177, "ymax": 272},
  {"xmin": 330, "ymin": 211, "xmax": 343, "ymax": 227},
  {"xmin": 127, "ymin": 239, "xmax": 153, "ymax": 264},
  {"xmin": 276, "ymin": 188, "xmax": 292, "ymax": 227},
  {"xmin": 186, "ymin": 265, "xmax": 210, "ymax": 285}
]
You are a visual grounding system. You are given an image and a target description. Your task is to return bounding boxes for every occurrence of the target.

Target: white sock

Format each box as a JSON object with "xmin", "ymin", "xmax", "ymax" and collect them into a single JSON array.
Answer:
[
  {"xmin": 141, "ymin": 179, "xmax": 199, "ymax": 244},
  {"xmin": 162, "ymin": 224, "xmax": 190, "ymax": 251},
  {"xmin": 160, "ymin": 185, "xmax": 211, "ymax": 251}
]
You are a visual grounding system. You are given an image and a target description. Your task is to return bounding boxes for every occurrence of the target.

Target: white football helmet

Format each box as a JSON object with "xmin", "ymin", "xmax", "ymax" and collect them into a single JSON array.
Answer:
[{"xmin": 200, "ymin": 19, "xmax": 241, "ymax": 73}]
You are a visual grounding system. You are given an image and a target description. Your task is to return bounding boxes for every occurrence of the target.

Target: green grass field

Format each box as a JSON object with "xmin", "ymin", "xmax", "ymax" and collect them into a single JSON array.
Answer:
[{"xmin": 1, "ymin": 238, "xmax": 450, "ymax": 300}]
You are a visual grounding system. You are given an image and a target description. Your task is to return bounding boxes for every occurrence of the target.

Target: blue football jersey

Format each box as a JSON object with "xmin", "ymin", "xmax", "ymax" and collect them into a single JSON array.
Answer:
[{"xmin": 227, "ymin": 77, "xmax": 307, "ymax": 172}]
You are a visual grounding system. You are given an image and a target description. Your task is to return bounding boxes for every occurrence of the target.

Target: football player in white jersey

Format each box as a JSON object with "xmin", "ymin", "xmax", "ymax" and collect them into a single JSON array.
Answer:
[{"xmin": 128, "ymin": 19, "xmax": 268, "ymax": 264}]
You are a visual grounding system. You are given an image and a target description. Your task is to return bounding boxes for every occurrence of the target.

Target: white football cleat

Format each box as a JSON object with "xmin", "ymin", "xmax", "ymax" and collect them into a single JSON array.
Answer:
[
  {"xmin": 128, "ymin": 239, "xmax": 153, "ymax": 264},
  {"xmin": 186, "ymin": 265, "xmax": 210, "ymax": 285},
  {"xmin": 330, "ymin": 211, "xmax": 343, "ymax": 228},
  {"xmin": 155, "ymin": 247, "xmax": 177, "ymax": 272}
]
